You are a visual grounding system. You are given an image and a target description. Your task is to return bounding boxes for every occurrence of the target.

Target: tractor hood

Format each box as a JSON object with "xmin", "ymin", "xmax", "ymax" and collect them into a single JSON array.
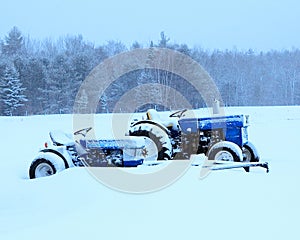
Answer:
[
  {"xmin": 79, "ymin": 136, "xmax": 145, "ymax": 150},
  {"xmin": 179, "ymin": 114, "xmax": 249, "ymax": 134}
]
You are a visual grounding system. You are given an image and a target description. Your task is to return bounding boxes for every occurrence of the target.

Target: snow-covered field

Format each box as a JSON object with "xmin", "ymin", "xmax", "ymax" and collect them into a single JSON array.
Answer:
[{"xmin": 0, "ymin": 106, "xmax": 299, "ymax": 240}]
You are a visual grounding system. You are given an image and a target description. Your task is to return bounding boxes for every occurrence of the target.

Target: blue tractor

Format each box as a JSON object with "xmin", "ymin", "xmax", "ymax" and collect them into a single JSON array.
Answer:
[
  {"xmin": 129, "ymin": 109, "xmax": 260, "ymax": 163},
  {"xmin": 29, "ymin": 127, "xmax": 145, "ymax": 179}
]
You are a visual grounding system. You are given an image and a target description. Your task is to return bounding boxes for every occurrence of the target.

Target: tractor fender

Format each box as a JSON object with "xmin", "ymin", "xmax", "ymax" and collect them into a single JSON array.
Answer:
[
  {"xmin": 130, "ymin": 120, "xmax": 170, "ymax": 135},
  {"xmin": 39, "ymin": 146, "xmax": 73, "ymax": 168},
  {"xmin": 129, "ymin": 121, "xmax": 173, "ymax": 160}
]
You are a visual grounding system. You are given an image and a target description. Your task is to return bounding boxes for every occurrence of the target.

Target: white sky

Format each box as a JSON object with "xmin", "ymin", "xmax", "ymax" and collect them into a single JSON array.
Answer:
[{"xmin": 0, "ymin": 0, "xmax": 299, "ymax": 51}]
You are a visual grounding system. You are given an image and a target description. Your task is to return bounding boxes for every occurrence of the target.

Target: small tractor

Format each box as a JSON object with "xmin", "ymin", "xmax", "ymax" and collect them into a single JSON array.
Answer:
[
  {"xmin": 129, "ymin": 109, "xmax": 260, "ymax": 164},
  {"xmin": 29, "ymin": 127, "xmax": 145, "ymax": 179}
]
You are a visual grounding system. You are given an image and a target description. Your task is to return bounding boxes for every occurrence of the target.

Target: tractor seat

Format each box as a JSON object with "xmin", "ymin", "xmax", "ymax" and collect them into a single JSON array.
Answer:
[
  {"xmin": 146, "ymin": 109, "xmax": 179, "ymax": 131},
  {"xmin": 49, "ymin": 130, "xmax": 75, "ymax": 146}
]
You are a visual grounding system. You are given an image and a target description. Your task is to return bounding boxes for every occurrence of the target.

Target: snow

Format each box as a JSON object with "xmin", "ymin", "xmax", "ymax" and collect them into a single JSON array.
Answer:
[
  {"xmin": 49, "ymin": 130, "xmax": 75, "ymax": 146},
  {"xmin": 0, "ymin": 106, "xmax": 300, "ymax": 240}
]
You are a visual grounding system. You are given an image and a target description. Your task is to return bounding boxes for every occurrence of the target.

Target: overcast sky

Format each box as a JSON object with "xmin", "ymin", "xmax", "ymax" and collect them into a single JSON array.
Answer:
[{"xmin": 0, "ymin": 0, "xmax": 299, "ymax": 51}]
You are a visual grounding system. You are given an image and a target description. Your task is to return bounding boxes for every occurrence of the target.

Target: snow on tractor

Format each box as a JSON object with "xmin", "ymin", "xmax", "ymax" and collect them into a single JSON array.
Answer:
[
  {"xmin": 29, "ymin": 127, "xmax": 145, "ymax": 179},
  {"xmin": 129, "ymin": 109, "xmax": 261, "ymax": 164}
]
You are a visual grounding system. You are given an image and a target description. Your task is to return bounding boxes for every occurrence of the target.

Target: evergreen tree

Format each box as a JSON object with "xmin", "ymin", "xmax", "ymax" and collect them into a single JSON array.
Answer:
[
  {"xmin": 0, "ymin": 65, "xmax": 27, "ymax": 115},
  {"xmin": 75, "ymin": 88, "xmax": 90, "ymax": 113},
  {"xmin": 45, "ymin": 54, "xmax": 72, "ymax": 113},
  {"xmin": 1, "ymin": 26, "xmax": 24, "ymax": 56},
  {"xmin": 131, "ymin": 41, "xmax": 142, "ymax": 50},
  {"xmin": 99, "ymin": 92, "xmax": 108, "ymax": 113},
  {"xmin": 103, "ymin": 40, "xmax": 127, "ymax": 57},
  {"xmin": 158, "ymin": 31, "xmax": 170, "ymax": 48}
]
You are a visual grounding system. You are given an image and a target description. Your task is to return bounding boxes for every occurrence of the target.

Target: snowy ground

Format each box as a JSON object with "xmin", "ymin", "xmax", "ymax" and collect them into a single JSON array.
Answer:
[{"xmin": 0, "ymin": 106, "xmax": 299, "ymax": 240}]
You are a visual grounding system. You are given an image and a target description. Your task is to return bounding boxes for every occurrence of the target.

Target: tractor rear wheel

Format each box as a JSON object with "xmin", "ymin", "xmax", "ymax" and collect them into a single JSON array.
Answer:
[{"xmin": 129, "ymin": 123, "xmax": 172, "ymax": 160}]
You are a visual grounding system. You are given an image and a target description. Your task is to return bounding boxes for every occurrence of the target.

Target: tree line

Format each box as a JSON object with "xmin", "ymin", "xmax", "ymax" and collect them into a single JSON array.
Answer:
[{"xmin": 0, "ymin": 27, "xmax": 299, "ymax": 116}]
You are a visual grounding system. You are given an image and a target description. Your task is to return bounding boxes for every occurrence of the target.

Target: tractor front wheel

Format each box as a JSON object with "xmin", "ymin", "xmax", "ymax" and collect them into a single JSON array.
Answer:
[
  {"xmin": 29, "ymin": 152, "xmax": 66, "ymax": 179},
  {"xmin": 207, "ymin": 141, "xmax": 243, "ymax": 162},
  {"xmin": 243, "ymin": 142, "xmax": 260, "ymax": 162}
]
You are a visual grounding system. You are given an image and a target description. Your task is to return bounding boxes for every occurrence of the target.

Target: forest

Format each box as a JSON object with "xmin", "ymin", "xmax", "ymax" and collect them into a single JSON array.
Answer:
[{"xmin": 0, "ymin": 26, "xmax": 299, "ymax": 116}]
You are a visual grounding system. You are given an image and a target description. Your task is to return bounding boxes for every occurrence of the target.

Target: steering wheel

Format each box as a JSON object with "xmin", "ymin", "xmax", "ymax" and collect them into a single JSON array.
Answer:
[
  {"xmin": 74, "ymin": 127, "xmax": 92, "ymax": 137},
  {"xmin": 169, "ymin": 109, "xmax": 188, "ymax": 118}
]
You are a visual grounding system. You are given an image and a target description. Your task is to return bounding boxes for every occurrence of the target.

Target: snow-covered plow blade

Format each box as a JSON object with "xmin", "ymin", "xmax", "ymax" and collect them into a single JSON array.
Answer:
[{"xmin": 192, "ymin": 159, "xmax": 269, "ymax": 173}]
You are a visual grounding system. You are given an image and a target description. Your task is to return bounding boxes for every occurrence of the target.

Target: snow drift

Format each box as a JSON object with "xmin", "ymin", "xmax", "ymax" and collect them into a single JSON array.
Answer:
[{"xmin": 0, "ymin": 106, "xmax": 299, "ymax": 240}]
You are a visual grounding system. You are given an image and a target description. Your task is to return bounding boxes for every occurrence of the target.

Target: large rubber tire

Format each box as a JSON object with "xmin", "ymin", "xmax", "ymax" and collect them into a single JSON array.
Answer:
[
  {"xmin": 29, "ymin": 152, "xmax": 66, "ymax": 179},
  {"xmin": 129, "ymin": 123, "xmax": 172, "ymax": 160},
  {"xmin": 207, "ymin": 141, "xmax": 243, "ymax": 162},
  {"xmin": 243, "ymin": 142, "xmax": 260, "ymax": 162}
]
